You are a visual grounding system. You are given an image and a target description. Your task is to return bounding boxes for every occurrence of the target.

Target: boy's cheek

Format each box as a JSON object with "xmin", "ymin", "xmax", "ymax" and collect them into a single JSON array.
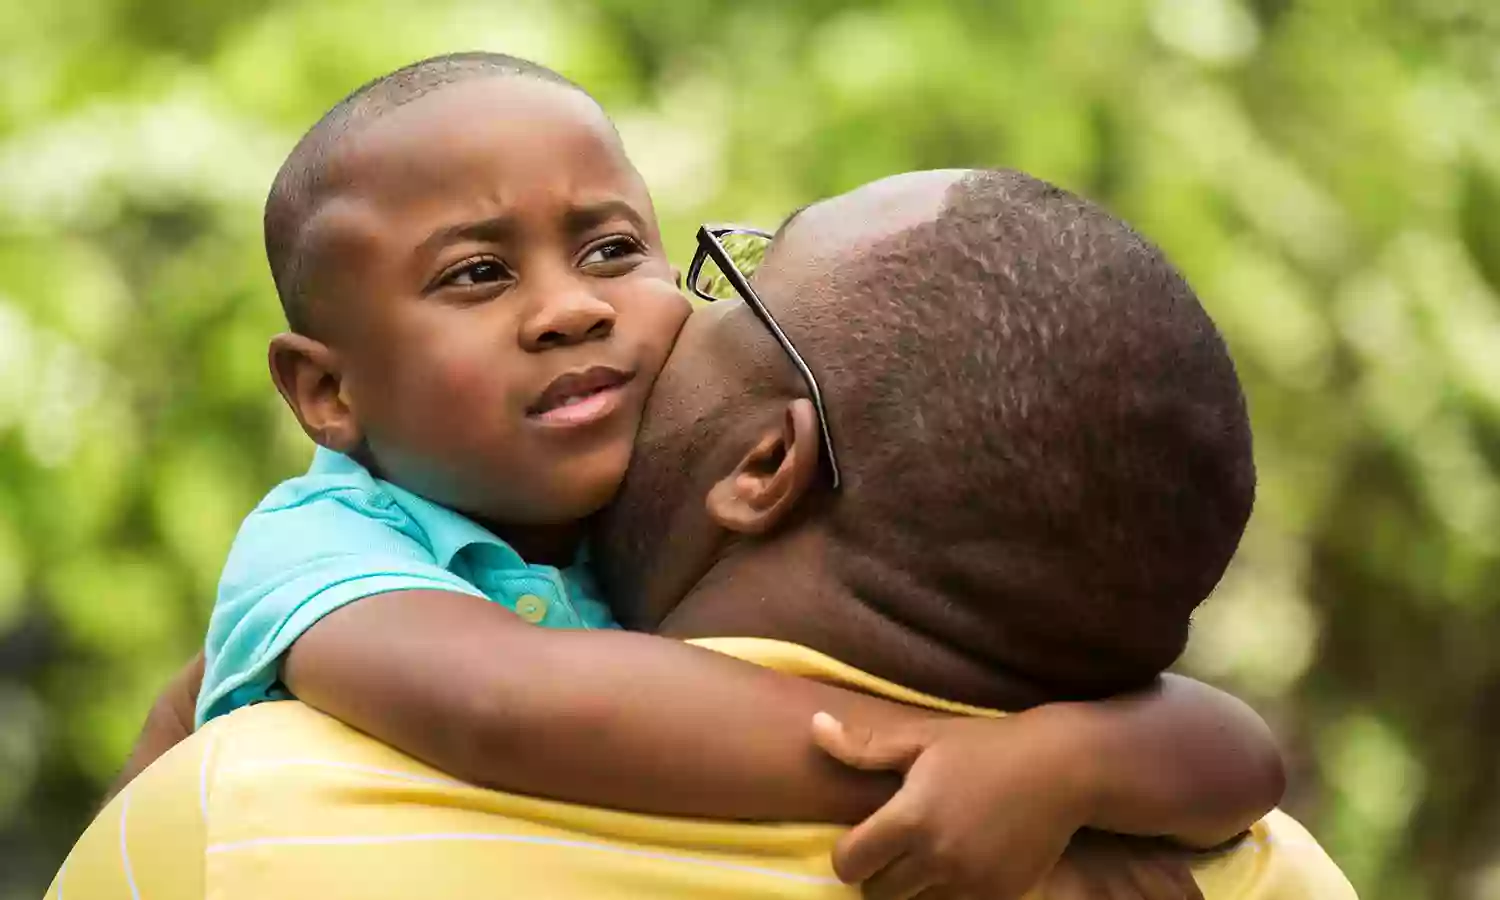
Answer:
[
  {"xmin": 631, "ymin": 283, "xmax": 694, "ymax": 359},
  {"xmin": 375, "ymin": 353, "xmax": 518, "ymax": 438},
  {"xmin": 421, "ymin": 339, "xmax": 518, "ymax": 399},
  {"xmin": 434, "ymin": 353, "xmax": 493, "ymax": 398}
]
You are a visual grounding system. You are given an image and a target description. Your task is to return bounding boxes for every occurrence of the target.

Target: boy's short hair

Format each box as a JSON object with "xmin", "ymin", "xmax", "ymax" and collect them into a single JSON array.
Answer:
[
  {"xmin": 264, "ymin": 52, "xmax": 587, "ymax": 333},
  {"xmin": 792, "ymin": 170, "xmax": 1255, "ymax": 698}
]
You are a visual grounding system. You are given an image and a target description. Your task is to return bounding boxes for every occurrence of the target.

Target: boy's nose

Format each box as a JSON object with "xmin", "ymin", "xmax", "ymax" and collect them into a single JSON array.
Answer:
[{"xmin": 519, "ymin": 290, "xmax": 617, "ymax": 351}]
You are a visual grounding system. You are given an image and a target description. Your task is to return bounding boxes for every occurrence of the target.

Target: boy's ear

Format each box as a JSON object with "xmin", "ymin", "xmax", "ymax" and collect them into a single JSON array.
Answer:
[
  {"xmin": 268, "ymin": 333, "xmax": 362, "ymax": 453},
  {"xmin": 706, "ymin": 398, "xmax": 822, "ymax": 535}
]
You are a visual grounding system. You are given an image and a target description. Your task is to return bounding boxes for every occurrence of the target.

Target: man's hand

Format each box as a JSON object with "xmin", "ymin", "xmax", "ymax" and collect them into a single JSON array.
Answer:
[{"xmin": 812, "ymin": 710, "xmax": 1095, "ymax": 899}]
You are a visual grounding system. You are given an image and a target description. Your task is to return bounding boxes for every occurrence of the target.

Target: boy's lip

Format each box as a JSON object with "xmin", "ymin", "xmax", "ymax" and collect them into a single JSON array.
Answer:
[{"xmin": 527, "ymin": 365, "xmax": 637, "ymax": 427}]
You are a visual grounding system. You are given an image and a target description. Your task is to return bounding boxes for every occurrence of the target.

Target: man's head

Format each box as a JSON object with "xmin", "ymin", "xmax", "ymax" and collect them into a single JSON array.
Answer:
[
  {"xmin": 264, "ymin": 53, "xmax": 690, "ymax": 552},
  {"xmin": 596, "ymin": 168, "xmax": 1255, "ymax": 701}
]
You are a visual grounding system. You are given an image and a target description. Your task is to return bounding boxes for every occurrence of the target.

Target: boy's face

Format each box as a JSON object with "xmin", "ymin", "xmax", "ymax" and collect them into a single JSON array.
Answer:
[{"xmin": 293, "ymin": 76, "xmax": 690, "ymax": 537}]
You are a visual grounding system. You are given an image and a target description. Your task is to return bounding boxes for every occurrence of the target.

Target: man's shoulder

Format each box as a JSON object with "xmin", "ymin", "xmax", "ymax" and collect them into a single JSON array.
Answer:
[
  {"xmin": 206, "ymin": 701, "xmax": 448, "ymax": 776},
  {"xmin": 689, "ymin": 639, "xmax": 1359, "ymax": 900},
  {"xmin": 1192, "ymin": 808, "xmax": 1358, "ymax": 899}
]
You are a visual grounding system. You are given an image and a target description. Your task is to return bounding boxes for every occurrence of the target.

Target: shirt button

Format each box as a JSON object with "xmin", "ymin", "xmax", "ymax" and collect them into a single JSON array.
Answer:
[{"xmin": 515, "ymin": 594, "xmax": 548, "ymax": 624}]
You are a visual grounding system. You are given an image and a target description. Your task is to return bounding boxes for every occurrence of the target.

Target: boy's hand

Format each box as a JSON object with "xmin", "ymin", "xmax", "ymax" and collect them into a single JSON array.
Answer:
[
  {"xmin": 812, "ymin": 710, "xmax": 1097, "ymax": 899},
  {"xmin": 1043, "ymin": 832, "xmax": 1203, "ymax": 900}
]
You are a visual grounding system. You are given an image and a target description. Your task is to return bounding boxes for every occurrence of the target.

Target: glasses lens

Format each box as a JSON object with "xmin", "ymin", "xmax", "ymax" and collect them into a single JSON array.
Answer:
[{"xmin": 693, "ymin": 231, "xmax": 770, "ymax": 302}]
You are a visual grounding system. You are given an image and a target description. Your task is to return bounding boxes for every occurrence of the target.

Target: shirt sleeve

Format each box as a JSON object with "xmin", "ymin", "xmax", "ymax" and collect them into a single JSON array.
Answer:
[{"xmin": 196, "ymin": 490, "xmax": 488, "ymax": 727}]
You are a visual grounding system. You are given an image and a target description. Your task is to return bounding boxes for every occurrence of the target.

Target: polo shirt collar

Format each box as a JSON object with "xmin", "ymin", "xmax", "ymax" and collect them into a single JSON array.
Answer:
[{"xmin": 309, "ymin": 447, "xmax": 527, "ymax": 569}]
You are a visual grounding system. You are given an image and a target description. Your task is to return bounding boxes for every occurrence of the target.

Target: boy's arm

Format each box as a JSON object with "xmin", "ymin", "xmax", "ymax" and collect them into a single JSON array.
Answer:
[
  {"xmin": 286, "ymin": 586, "xmax": 1283, "ymax": 838},
  {"xmin": 1060, "ymin": 673, "xmax": 1285, "ymax": 847},
  {"xmin": 812, "ymin": 674, "xmax": 1282, "ymax": 896},
  {"xmin": 284, "ymin": 587, "xmax": 929, "ymax": 823},
  {"xmin": 101, "ymin": 652, "xmax": 205, "ymax": 805},
  {"xmin": 210, "ymin": 491, "xmax": 915, "ymax": 824}
]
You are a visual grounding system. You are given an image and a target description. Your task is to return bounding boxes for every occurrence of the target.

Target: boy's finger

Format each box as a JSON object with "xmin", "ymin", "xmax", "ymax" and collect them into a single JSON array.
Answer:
[
  {"xmin": 831, "ymin": 793, "xmax": 920, "ymax": 883},
  {"xmin": 811, "ymin": 712, "xmax": 926, "ymax": 773},
  {"xmin": 860, "ymin": 852, "xmax": 936, "ymax": 900}
]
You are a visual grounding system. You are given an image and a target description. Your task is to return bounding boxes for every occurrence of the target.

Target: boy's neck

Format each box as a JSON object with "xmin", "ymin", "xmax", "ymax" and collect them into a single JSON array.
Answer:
[
  {"xmin": 484, "ymin": 519, "xmax": 586, "ymax": 568},
  {"xmin": 350, "ymin": 443, "xmax": 585, "ymax": 568}
]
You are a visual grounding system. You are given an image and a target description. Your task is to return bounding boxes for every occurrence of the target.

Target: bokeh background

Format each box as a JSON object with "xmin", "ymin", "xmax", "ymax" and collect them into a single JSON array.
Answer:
[{"xmin": 1, "ymin": 0, "xmax": 1498, "ymax": 896}]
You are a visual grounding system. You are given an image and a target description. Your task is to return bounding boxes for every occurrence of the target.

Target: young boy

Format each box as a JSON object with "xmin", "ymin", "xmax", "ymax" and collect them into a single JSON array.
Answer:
[{"xmin": 116, "ymin": 52, "xmax": 1283, "ymax": 894}]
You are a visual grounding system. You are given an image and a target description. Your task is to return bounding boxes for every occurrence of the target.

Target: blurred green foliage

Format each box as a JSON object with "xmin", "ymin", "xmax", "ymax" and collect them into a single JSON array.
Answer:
[{"xmin": 1, "ymin": 0, "xmax": 1498, "ymax": 897}]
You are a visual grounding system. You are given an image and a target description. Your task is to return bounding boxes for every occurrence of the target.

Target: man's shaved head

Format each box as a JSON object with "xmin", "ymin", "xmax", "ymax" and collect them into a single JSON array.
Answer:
[
  {"xmin": 601, "ymin": 169, "xmax": 1255, "ymax": 702},
  {"xmin": 804, "ymin": 170, "xmax": 1254, "ymax": 694},
  {"xmin": 264, "ymin": 52, "xmax": 588, "ymax": 333}
]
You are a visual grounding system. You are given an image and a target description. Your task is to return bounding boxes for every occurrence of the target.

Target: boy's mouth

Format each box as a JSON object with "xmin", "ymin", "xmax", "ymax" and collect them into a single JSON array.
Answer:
[{"xmin": 527, "ymin": 365, "xmax": 636, "ymax": 427}]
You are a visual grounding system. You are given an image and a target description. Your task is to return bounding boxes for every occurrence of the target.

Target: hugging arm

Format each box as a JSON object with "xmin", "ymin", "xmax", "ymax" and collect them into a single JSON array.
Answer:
[
  {"xmin": 812, "ymin": 673, "xmax": 1282, "ymax": 897},
  {"xmin": 286, "ymin": 589, "xmax": 1276, "ymax": 900},
  {"xmin": 1059, "ymin": 673, "xmax": 1284, "ymax": 847},
  {"xmin": 285, "ymin": 587, "xmax": 940, "ymax": 822},
  {"xmin": 110, "ymin": 588, "xmax": 1277, "ymax": 900}
]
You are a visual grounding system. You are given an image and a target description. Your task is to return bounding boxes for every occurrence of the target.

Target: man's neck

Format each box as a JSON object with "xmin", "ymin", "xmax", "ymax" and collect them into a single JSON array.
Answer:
[{"xmin": 657, "ymin": 529, "xmax": 1051, "ymax": 710}]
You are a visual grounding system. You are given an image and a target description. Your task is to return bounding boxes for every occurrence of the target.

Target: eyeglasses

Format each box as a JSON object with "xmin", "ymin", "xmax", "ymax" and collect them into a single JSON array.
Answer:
[{"xmin": 686, "ymin": 225, "xmax": 841, "ymax": 490}]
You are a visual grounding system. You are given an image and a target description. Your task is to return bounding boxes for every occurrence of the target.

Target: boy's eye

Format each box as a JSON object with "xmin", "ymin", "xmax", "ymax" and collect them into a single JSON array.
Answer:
[
  {"xmin": 439, "ymin": 258, "xmax": 510, "ymax": 288},
  {"xmin": 580, "ymin": 237, "xmax": 645, "ymax": 269}
]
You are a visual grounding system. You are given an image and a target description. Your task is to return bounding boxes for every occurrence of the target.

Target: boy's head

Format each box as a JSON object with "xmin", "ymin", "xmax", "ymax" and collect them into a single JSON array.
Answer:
[
  {"xmin": 598, "ymin": 169, "xmax": 1256, "ymax": 699},
  {"xmin": 264, "ymin": 52, "xmax": 689, "ymax": 552}
]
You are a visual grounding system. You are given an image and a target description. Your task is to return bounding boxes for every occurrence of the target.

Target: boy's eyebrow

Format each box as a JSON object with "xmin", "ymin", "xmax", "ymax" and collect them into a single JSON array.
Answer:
[
  {"xmin": 562, "ymin": 200, "xmax": 649, "ymax": 236},
  {"xmin": 416, "ymin": 201, "xmax": 649, "ymax": 259},
  {"xmin": 417, "ymin": 215, "xmax": 521, "ymax": 258}
]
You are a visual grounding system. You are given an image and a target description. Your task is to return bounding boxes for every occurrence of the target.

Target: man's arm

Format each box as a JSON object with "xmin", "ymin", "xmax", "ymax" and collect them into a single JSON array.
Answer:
[
  {"xmin": 284, "ymin": 588, "xmax": 926, "ymax": 823},
  {"xmin": 102, "ymin": 652, "xmax": 204, "ymax": 805}
]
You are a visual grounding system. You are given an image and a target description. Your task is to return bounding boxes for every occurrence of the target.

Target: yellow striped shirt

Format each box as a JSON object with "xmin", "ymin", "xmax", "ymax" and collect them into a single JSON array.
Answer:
[{"xmin": 47, "ymin": 638, "xmax": 1356, "ymax": 899}]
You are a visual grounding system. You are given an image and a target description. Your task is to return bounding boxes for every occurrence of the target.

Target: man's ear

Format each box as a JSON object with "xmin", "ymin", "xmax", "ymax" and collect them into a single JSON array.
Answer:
[
  {"xmin": 706, "ymin": 398, "xmax": 822, "ymax": 535},
  {"xmin": 268, "ymin": 333, "xmax": 362, "ymax": 453}
]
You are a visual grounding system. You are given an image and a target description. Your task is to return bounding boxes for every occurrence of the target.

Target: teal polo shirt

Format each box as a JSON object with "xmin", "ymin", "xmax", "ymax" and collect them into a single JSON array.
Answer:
[{"xmin": 196, "ymin": 447, "xmax": 617, "ymax": 728}]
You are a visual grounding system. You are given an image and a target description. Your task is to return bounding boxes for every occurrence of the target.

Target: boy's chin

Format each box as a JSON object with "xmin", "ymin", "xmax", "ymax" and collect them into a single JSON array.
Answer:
[{"xmin": 540, "ymin": 445, "xmax": 635, "ymax": 523}]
